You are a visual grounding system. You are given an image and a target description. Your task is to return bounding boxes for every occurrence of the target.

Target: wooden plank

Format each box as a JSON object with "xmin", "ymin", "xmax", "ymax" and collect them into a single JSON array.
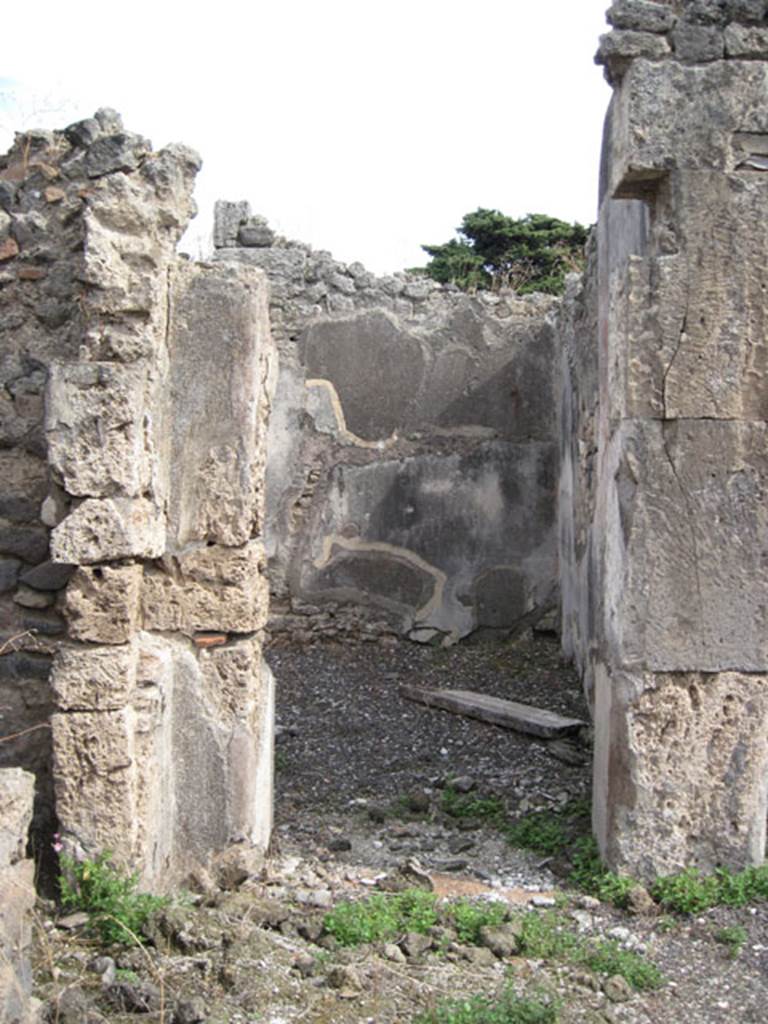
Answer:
[{"xmin": 399, "ymin": 684, "xmax": 585, "ymax": 739}]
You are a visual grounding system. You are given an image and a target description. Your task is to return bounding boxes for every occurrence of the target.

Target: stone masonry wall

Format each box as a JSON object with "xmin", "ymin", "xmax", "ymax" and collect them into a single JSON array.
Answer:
[
  {"xmin": 557, "ymin": 233, "xmax": 599, "ymax": 708},
  {"xmin": 566, "ymin": 0, "xmax": 768, "ymax": 878},
  {"xmin": 0, "ymin": 113, "xmax": 275, "ymax": 888},
  {"xmin": 214, "ymin": 203, "xmax": 561, "ymax": 645}
]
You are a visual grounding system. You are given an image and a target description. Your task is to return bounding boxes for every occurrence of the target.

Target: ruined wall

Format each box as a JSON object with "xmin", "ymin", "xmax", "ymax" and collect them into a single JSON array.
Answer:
[
  {"xmin": 0, "ymin": 113, "xmax": 275, "ymax": 887},
  {"xmin": 0, "ymin": 769, "xmax": 37, "ymax": 1024},
  {"xmin": 214, "ymin": 204, "xmax": 561, "ymax": 645},
  {"xmin": 562, "ymin": 0, "xmax": 768, "ymax": 878}
]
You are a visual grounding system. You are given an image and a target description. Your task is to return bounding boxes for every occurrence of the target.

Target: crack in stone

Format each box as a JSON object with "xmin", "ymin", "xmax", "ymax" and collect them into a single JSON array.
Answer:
[
  {"xmin": 661, "ymin": 305, "xmax": 687, "ymax": 421},
  {"xmin": 660, "ymin": 420, "xmax": 703, "ymax": 609}
]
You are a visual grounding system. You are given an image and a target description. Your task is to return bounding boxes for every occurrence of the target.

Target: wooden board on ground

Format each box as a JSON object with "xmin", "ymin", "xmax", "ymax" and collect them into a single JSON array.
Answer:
[{"xmin": 399, "ymin": 684, "xmax": 585, "ymax": 739}]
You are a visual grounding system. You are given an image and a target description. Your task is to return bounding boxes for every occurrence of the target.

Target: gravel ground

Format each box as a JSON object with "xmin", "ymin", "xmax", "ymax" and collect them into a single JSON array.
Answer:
[
  {"xmin": 31, "ymin": 631, "xmax": 768, "ymax": 1023},
  {"xmin": 269, "ymin": 629, "xmax": 591, "ymax": 887},
  {"xmin": 268, "ymin": 631, "xmax": 768, "ymax": 1023}
]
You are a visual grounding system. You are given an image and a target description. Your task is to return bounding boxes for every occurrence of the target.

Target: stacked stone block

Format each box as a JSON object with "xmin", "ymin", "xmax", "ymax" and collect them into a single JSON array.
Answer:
[
  {"xmin": 584, "ymin": 0, "xmax": 768, "ymax": 876},
  {"xmin": 0, "ymin": 113, "xmax": 275, "ymax": 887}
]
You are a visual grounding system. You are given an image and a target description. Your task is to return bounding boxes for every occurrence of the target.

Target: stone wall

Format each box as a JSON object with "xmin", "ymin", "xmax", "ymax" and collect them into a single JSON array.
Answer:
[
  {"xmin": 214, "ymin": 204, "xmax": 561, "ymax": 645},
  {"xmin": 0, "ymin": 768, "xmax": 37, "ymax": 1024},
  {"xmin": 0, "ymin": 113, "xmax": 275, "ymax": 887},
  {"xmin": 561, "ymin": 0, "xmax": 768, "ymax": 877},
  {"xmin": 557, "ymin": 234, "xmax": 599, "ymax": 707}
]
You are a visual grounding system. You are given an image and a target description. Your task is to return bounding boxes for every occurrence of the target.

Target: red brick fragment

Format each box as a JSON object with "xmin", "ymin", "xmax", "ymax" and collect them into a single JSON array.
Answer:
[{"xmin": 193, "ymin": 633, "xmax": 228, "ymax": 649}]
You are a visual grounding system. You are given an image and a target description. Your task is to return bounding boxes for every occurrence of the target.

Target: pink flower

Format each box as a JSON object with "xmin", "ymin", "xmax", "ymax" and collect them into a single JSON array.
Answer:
[{"xmin": 52, "ymin": 833, "xmax": 63, "ymax": 854}]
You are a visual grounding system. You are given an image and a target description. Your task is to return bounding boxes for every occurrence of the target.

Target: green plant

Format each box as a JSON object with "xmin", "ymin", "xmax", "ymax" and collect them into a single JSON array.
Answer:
[
  {"xmin": 516, "ymin": 912, "xmax": 663, "ymax": 992},
  {"xmin": 417, "ymin": 209, "xmax": 588, "ymax": 295},
  {"xmin": 58, "ymin": 850, "xmax": 167, "ymax": 945},
  {"xmin": 655, "ymin": 915, "xmax": 677, "ymax": 933},
  {"xmin": 441, "ymin": 786, "xmax": 505, "ymax": 822},
  {"xmin": 415, "ymin": 985, "xmax": 559, "ymax": 1024},
  {"xmin": 114, "ymin": 967, "xmax": 141, "ymax": 983},
  {"xmin": 567, "ymin": 836, "xmax": 634, "ymax": 908},
  {"xmin": 504, "ymin": 801, "xmax": 591, "ymax": 858},
  {"xmin": 323, "ymin": 889, "xmax": 438, "ymax": 946},
  {"xmin": 651, "ymin": 863, "xmax": 768, "ymax": 914},
  {"xmin": 504, "ymin": 813, "xmax": 567, "ymax": 856},
  {"xmin": 651, "ymin": 867, "xmax": 720, "ymax": 914},
  {"xmin": 713, "ymin": 924, "xmax": 748, "ymax": 958},
  {"xmin": 448, "ymin": 899, "xmax": 507, "ymax": 945},
  {"xmin": 581, "ymin": 940, "xmax": 663, "ymax": 991}
]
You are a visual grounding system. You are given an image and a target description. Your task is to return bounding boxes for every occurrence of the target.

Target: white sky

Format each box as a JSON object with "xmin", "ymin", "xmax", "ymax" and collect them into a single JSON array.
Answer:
[{"xmin": 2, "ymin": 1, "xmax": 611, "ymax": 274}]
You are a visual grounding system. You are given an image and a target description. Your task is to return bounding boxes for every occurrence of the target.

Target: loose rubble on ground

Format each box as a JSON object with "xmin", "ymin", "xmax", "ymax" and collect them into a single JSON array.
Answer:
[{"xmin": 32, "ymin": 633, "xmax": 768, "ymax": 1023}]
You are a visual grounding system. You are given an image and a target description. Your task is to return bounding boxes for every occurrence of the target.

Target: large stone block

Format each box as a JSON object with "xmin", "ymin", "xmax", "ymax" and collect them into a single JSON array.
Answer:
[
  {"xmin": 166, "ymin": 261, "xmax": 274, "ymax": 549},
  {"xmin": 142, "ymin": 541, "xmax": 269, "ymax": 635},
  {"xmin": 52, "ymin": 708, "xmax": 139, "ymax": 857},
  {"xmin": 0, "ymin": 770, "xmax": 36, "ymax": 1024},
  {"xmin": 603, "ymin": 419, "xmax": 768, "ymax": 673},
  {"xmin": 608, "ymin": 59, "xmax": 768, "ymax": 193},
  {"xmin": 200, "ymin": 634, "xmax": 264, "ymax": 718},
  {"xmin": 0, "ymin": 768, "xmax": 34, "ymax": 869},
  {"xmin": 64, "ymin": 563, "xmax": 143, "ymax": 643},
  {"xmin": 603, "ymin": 171, "xmax": 768, "ymax": 424},
  {"xmin": 607, "ymin": 1, "xmax": 677, "ymax": 32},
  {"xmin": 593, "ymin": 667, "xmax": 768, "ymax": 878},
  {"xmin": 0, "ymin": 859, "xmax": 35, "ymax": 1024},
  {"xmin": 51, "ymin": 497, "xmax": 164, "ymax": 564},
  {"xmin": 46, "ymin": 362, "xmax": 150, "ymax": 497},
  {"xmin": 51, "ymin": 641, "xmax": 138, "ymax": 711},
  {"xmin": 171, "ymin": 639, "xmax": 273, "ymax": 865},
  {"xmin": 660, "ymin": 172, "xmax": 768, "ymax": 422},
  {"xmin": 213, "ymin": 200, "xmax": 250, "ymax": 248}
]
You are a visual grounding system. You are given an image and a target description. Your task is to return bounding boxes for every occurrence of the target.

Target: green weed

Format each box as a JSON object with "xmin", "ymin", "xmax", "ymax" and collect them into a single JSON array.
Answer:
[
  {"xmin": 517, "ymin": 912, "xmax": 663, "ymax": 992},
  {"xmin": 324, "ymin": 890, "xmax": 513, "ymax": 952},
  {"xmin": 713, "ymin": 925, "xmax": 748, "ymax": 958},
  {"xmin": 581, "ymin": 940, "xmax": 663, "ymax": 991},
  {"xmin": 448, "ymin": 899, "xmax": 507, "ymax": 944},
  {"xmin": 649, "ymin": 864, "xmax": 768, "ymax": 914},
  {"xmin": 59, "ymin": 850, "xmax": 167, "ymax": 946},
  {"xmin": 114, "ymin": 968, "xmax": 141, "ymax": 983},
  {"xmin": 441, "ymin": 786, "xmax": 505, "ymax": 822},
  {"xmin": 323, "ymin": 889, "xmax": 438, "ymax": 946},
  {"xmin": 504, "ymin": 813, "xmax": 568, "ymax": 856},
  {"xmin": 567, "ymin": 836, "xmax": 634, "ymax": 907},
  {"xmin": 504, "ymin": 801, "xmax": 590, "ymax": 857},
  {"xmin": 415, "ymin": 985, "xmax": 559, "ymax": 1024}
]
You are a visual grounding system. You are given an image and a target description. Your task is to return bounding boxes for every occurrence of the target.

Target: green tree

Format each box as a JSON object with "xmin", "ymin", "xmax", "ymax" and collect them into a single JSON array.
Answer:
[{"xmin": 419, "ymin": 208, "xmax": 588, "ymax": 295}]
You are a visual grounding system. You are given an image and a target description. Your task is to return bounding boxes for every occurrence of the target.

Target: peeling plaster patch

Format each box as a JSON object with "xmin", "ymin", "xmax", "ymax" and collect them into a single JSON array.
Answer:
[
  {"xmin": 313, "ymin": 534, "xmax": 446, "ymax": 622},
  {"xmin": 305, "ymin": 379, "xmax": 398, "ymax": 450}
]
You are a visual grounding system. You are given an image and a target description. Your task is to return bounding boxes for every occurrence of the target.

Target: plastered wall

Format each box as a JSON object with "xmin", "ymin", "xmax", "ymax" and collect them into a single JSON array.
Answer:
[{"xmin": 214, "ymin": 204, "xmax": 562, "ymax": 645}]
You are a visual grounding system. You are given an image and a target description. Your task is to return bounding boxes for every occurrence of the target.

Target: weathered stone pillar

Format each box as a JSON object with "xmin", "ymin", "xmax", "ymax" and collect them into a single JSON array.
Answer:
[
  {"xmin": 0, "ymin": 110, "xmax": 275, "ymax": 888},
  {"xmin": 589, "ymin": 0, "xmax": 768, "ymax": 877}
]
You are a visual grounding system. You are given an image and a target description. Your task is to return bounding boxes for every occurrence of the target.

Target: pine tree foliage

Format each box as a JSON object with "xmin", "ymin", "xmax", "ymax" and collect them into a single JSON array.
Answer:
[{"xmin": 419, "ymin": 208, "xmax": 588, "ymax": 295}]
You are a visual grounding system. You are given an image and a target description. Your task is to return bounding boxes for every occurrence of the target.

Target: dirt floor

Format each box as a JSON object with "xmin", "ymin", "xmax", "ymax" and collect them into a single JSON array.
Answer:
[{"xmin": 32, "ymin": 631, "xmax": 768, "ymax": 1023}]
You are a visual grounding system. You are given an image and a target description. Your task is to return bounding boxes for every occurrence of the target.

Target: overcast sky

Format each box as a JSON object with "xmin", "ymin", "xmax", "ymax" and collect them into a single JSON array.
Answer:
[{"xmin": 2, "ymin": 1, "xmax": 611, "ymax": 274}]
